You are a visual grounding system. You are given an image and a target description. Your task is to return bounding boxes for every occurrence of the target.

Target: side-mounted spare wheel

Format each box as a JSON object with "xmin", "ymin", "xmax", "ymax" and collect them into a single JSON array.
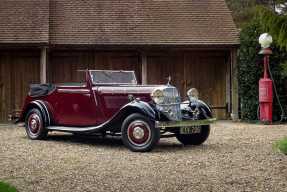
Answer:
[
  {"xmin": 176, "ymin": 125, "xmax": 210, "ymax": 145},
  {"xmin": 25, "ymin": 108, "xmax": 48, "ymax": 140},
  {"xmin": 121, "ymin": 113, "xmax": 160, "ymax": 152}
]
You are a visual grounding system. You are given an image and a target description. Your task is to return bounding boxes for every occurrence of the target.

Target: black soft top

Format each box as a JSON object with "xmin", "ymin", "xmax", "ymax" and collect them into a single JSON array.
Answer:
[{"xmin": 29, "ymin": 84, "xmax": 56, "ymax": 97}]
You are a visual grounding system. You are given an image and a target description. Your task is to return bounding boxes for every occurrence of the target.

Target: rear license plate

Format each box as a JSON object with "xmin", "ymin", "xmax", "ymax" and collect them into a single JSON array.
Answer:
[{"xmin": 180, "ymin": 126, "xmax": 201, "ymax": 134}]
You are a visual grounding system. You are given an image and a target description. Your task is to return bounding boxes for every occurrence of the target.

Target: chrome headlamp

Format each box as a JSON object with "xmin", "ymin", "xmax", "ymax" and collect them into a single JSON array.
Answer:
[
  {"xmin": 151, "ymin": 89, "xmax": 164, "ymax": 104},
  {"xmin": 187, "ymin": 88, "xmax": 199, "ymax": 100}
]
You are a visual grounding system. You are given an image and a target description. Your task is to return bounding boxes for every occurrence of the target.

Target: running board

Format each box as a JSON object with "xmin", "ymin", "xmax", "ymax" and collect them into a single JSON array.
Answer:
[{"xmin": 46, "ymin": 125, "xmax": 104, "ymax": 133}]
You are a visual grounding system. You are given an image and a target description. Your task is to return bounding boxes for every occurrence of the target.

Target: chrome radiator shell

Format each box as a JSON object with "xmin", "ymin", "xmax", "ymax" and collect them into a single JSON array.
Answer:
[{"xmin": 155, "ymin": 86, "xmax": 182, "ymax": 121}]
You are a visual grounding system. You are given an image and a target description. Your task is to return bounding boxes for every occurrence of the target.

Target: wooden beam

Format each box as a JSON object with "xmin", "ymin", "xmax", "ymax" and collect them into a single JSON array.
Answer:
[
  {"xmin": 231, "ymin": 48, "xmax": 239, "ymax": 120},
  {"xmin": 40, "ymin": 47, "xmax": 47, "ymax": 84},
  {"xmin": 141, "ymin": 52, "xmax": 147, "ymax": 84},
  {"xmin": 226, "ymin": 52, "xmax": 231, "ymax": 115}
]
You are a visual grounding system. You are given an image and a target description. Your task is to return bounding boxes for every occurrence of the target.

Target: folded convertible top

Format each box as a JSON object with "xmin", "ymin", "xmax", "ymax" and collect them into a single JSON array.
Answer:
[{"xmin": 29, "ymin": 84, "xmax": 56, "ymax": 97}]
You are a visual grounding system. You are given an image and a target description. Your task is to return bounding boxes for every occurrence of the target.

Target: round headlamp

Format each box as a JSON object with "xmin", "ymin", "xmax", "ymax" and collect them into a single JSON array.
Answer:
[
  {"xmin": 187, "ymin": 88, "xmax": 199, "ymax": 100},
  {"xmin": 151, "ymin": 89, "xmax": 164, "ymax": 104}
]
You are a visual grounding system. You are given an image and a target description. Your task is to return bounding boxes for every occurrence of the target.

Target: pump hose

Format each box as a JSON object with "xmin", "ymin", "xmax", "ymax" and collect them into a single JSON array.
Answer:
[
  {"xmin": 257, "ymin": 61, "xmax": 286, "ymax": 122},
  {"xmin": 267, "ymin": 61, "xmax": 286, "ymax": 122}
]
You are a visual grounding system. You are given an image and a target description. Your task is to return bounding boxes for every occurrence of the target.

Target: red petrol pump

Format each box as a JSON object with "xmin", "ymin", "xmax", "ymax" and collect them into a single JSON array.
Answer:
[{"xmin": 258, "ymin": 33, "xmax": 273, "ymax": 123}]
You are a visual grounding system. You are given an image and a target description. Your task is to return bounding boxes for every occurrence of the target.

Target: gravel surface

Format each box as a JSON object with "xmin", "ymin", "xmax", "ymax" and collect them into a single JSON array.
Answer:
[{"xmin": 0, "ymin": 121, "xmax": 287, "ymax": 192}]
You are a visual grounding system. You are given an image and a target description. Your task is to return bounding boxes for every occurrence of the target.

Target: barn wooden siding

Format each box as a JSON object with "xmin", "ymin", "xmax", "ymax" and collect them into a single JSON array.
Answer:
[
  {"xmin": 0, "ymin": 50, "xmax": 40, "ymax": 121},
  {"xmin": 0, "ymin": 49, "xmax": 230, "ymax": 122},
  {"xmin": 49, "ymin": 51, "xmax": 142, "ymax": 84},
  {"xmin": 146, "ymin": 51, "xmax": 229, "ymax": 119}
]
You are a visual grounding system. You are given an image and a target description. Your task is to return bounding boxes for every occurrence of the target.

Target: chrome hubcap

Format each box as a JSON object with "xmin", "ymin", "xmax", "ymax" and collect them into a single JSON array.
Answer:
[
  {"xmin": 127, "ymin": 120, "xmax": 151, "ymax": 147},
  {"xmin": 28, "ymin": 113, "xmax": 41, "ymax": 134},
  {"xmin": 132, "ymin": 127, "xmax": 145, "ymax": 140},
  {"xmin": 30, "ymin": 119, "xmax": 37, "ymax": 129}
]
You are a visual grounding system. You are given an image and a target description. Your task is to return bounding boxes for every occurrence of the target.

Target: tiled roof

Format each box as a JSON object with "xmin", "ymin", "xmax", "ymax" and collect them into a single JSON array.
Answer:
[
  {"xmin": 0, "ymin": 0, "xmax": 49, "ymax": 43},
  {"xmin": 0, "ymin": 0, "xmax": 239, "ymax": 45},
  {"xmin": 50, "ymin": 0, "xmax": 239, "ymax": 45}
]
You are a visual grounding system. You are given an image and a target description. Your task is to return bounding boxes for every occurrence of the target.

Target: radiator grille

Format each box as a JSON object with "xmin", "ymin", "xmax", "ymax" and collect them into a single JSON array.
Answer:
[{"xmin": 156, "ymin": 87, "xmax": 182, "ymax": 121}]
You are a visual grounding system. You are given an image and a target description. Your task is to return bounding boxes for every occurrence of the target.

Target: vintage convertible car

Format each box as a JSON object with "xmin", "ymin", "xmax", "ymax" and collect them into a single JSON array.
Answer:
[{"xmin": 18, "ymin": 70, "xmax": 215, "ymax": 152}]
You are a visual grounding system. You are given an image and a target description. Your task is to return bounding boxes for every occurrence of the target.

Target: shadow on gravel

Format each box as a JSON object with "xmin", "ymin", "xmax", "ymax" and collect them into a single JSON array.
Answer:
[
  {"xmin": 46, "ymin": 134, "xmax": 123, "ymax": 147},
  {"xmin": 43, "ymin": 133, "xmax": 211, "ymax": 152}
]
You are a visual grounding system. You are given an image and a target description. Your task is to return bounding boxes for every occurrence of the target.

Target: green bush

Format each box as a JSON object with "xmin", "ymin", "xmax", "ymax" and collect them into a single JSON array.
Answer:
[
  {"xmin": 274, "ymin": 137, "xmax": 287, "ymax": 155},
  {"xmin": 0, "ymin": 181, "xmax": 17, "ymax": 192},
  {"xmin": 238, "ymin": 19, "xmax": 287, "ymax": 121}
]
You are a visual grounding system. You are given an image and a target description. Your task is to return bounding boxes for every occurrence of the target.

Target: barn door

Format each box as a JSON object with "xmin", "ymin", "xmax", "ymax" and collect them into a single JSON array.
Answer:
[
  {"xmin": 0, "ymin": 51, "xmax": 40, "ymax": 122},
  {"xmin": 0, "ymin": 54, "xmax": 9, "ymax": 122},
  {"xmin": 49, "ymin": 51, "xmax": 92, "ymax": 83},
  {"xmin": 91, "ymin": 52, "xmax": 141, "ymax": 83},
  {"xmin": 49, "ymin": 51, "xmax": 141, "ymax": 84},
  {"xmin": 0, "ymin": 80, "xmax": 4, "ymax": 121},
  {"xmin": 12, "ymin": 55, "xmax": 40, "ymax": 112},
  {"xmin": 146, "ymin": 53, "xmax": 185, "ymax": 98},
  {"xmin": 184, "ymin": 52, "xmax": 227, "ymax": 119},
  {"xmin": 146, "ymin": 51, "xmax": 228, "ymax": 119}
]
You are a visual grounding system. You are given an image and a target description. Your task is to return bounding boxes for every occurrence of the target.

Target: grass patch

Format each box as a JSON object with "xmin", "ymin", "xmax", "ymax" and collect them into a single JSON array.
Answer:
[
  {"xmin": 0, "ymin": 181, "xmax": 17, "ymax": 192},
  {"xmin": 274, "ymin": 137, "xmax": 287, "ymax": 155}
]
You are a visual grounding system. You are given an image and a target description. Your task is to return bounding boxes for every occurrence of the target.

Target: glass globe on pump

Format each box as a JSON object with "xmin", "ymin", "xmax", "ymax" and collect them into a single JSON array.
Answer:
[{"xmin": 259, "ymin": 33, "xmax": 273, "ymax": 49}]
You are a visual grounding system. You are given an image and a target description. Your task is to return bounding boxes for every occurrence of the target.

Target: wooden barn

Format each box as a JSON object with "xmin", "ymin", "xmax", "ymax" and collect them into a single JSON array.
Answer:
[{"xmin": 0, "ymin": 0, "xmax": 239, "ymax": 122}]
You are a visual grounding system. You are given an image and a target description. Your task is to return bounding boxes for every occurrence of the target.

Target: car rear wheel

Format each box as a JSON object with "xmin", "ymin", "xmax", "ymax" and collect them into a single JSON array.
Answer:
[
  {"xmin": 121, "ymin": 113, "xmax": 160, "ymax": 152},
  {"xmin": 176, "ymin": 125, "xmax": 210, "ymax": 145},
  {"xmin": 25, "ymin": 108, "xmax": 48, "ymax": 140}
]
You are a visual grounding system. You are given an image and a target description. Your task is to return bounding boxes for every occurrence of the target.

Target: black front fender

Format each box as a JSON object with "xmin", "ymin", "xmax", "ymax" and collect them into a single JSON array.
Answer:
[
  {"xmin": 119, "ymin": 100, "xmax": 156, "ymax": 120},
  {"xmin": 106, "ymin": 100, "xmax": 156, "ymax": 132},
  {"xmin": 181, "ymin": 99, "xmax": 212, "ymax": 119}
]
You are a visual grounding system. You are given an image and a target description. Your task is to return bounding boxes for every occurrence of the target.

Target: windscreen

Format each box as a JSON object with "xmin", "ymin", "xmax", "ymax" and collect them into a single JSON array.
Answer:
[{"xmin": 90, "ymin": 70, "xmax": 137, "ymax": 85}]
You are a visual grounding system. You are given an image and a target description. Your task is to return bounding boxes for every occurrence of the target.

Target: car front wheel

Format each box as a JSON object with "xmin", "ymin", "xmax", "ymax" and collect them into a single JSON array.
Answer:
[
  {"xmin": 176, "ymin": 125, "xmax": 210, "ymax": 145},
  {"xmin": 25, "ymin": 108, "xmax": 48, "ymax": 140},
  {"xmin": 121, "ymin": 113, "xmax": 160, "ymax": 152}
]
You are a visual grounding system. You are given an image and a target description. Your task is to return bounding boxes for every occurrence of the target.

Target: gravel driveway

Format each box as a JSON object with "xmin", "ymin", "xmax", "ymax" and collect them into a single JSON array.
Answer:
[{"xmin": 0, "ymin": 121, "xmax": 287, "ymax": 192}]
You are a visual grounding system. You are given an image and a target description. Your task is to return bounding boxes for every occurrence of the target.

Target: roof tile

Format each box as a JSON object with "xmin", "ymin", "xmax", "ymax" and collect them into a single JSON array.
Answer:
[
  {"xmin": 0, "ymin": 0, "xmax": 239, "ymax": 45},
  {"xmin": 0, "ymin": 0, "xmax": 49, "ymax": 43}
]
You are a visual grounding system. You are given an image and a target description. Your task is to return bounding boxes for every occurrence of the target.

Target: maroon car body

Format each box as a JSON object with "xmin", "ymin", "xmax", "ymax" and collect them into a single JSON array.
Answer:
[{"xmin": 18, "ymin": 70, "xmax": 215, "ymax": 152}]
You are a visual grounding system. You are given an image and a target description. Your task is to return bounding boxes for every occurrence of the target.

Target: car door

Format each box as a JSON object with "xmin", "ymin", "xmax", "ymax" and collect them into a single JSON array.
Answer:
[{"xmin": 54, "ymin": 84, "xmax": 100, "ymax": 126}]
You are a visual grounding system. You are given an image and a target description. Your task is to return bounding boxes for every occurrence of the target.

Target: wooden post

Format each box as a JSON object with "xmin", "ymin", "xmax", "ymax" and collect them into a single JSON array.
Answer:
[
  {"xmin": 226, "ymin": 53, "xmax": 231, "ymax": 115},
  {"xmin": 141, "ymin": 52, "xmax": 147, "ymax": 85},
  {"xmin": 40, "ymin": 47, "xmax": 47, "ymax": 84},
  {"xmin": 231, "ymin": 48, "xmax": 239, "ymax": 120}
]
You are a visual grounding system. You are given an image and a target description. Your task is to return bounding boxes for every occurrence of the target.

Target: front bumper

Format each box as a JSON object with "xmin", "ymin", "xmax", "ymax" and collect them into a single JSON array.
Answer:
[{"xmin": 155, "ymin": 118, "xmax": 216, "ymax": 128}]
